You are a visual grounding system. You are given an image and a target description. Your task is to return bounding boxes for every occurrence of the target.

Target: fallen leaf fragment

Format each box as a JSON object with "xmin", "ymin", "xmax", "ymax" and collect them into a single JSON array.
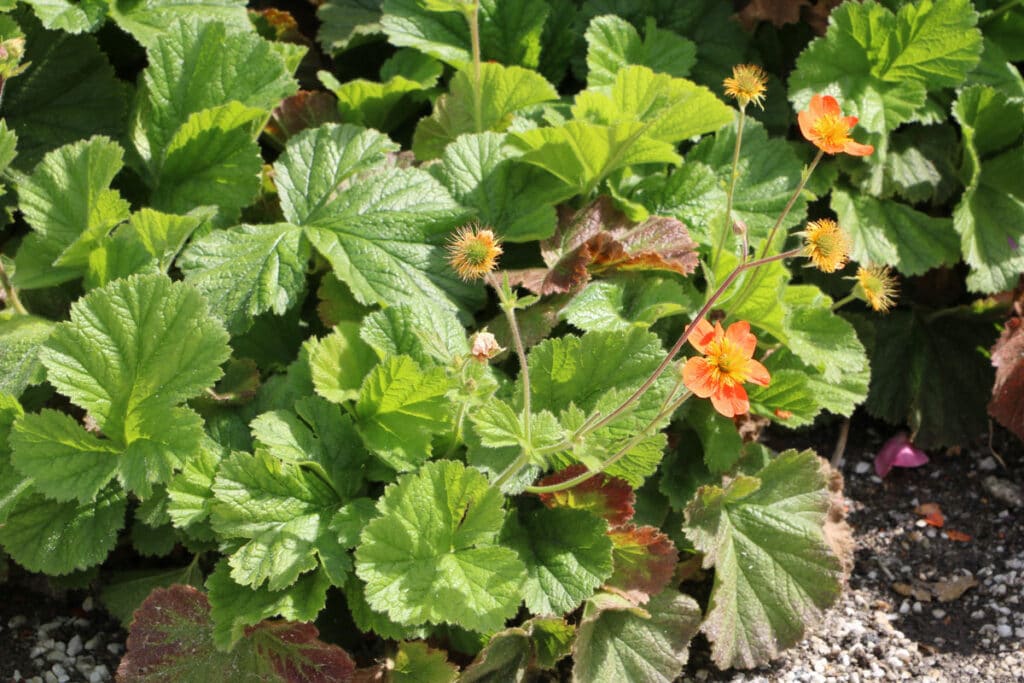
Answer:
[
  {"xmin": 914, "ymin": 502, "xmax": 944, "ymax": 528},
  {"xmin": 891, "ymin": 581, "xmax": 932, "ymax": 602},
  {"xmin": 946, "ymin": 530, "xmax": 972, "ymax": 542},
  {"xmin": 934, "ymin": 575, "xmax": 978, "ymax": 602}
]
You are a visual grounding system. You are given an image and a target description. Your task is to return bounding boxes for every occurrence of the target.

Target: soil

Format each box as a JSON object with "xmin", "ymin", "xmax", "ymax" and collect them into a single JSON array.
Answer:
[{"xmin": 2, "ymin": 414, "xmax": 1022, "ymax": 682}]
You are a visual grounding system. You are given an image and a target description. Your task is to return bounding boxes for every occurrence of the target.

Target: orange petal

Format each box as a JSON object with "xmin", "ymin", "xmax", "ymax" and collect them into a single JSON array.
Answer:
[
  {"xmin": 725, "ymin": 320, "xmax": 756, "ymax": 356},
  {"xmin": 797, "ymin": 108, "xmax": 816, "ymax": 142},
  {"xmin": 687, "ymin": 318, "xmax": 716, "ymax": 353},
  {"xmin": 744, "ymin": 358, "xmax": 771, "ymax": 386},
  {"xmin": 682, "ymin": 357, "xmax": 716, "ymax": 398},
  {"xmin": 712, "ymin": 383, "xmax": 749, "ymax": 418},
  {"xmin": 817, "ymin": 94, "xmax": 841, "ymax": 117},
  {"xmin": 842, "ymin": 140, "xmax": 874, "ymax": 157},
  {"xmin": 842, "ymin": 115, "xmax": 858, "ymax": 130}
]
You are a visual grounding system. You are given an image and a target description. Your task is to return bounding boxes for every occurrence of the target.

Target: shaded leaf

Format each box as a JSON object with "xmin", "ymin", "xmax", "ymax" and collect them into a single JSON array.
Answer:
[{"xmin": 536, "ymin": 464, "xmax": 635, "ymax": 527}]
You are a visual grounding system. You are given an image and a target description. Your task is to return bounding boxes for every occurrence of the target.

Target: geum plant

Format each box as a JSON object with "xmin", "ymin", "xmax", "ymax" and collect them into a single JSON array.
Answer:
[{"xmin": 0, "ymin": 2, "xmax": 911, "ymax": 680}]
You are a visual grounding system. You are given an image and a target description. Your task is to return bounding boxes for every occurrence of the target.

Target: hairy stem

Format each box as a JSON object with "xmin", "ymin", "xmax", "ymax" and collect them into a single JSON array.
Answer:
[
  {"xmin": 711, "ymin": 107, "xmax": 747, "ymax": 273},
  {"xmin": 467, "ymin": 3, "xmax": 483, "ymax": 132},
  {"xmin": 758, "ymin": 149, "xmax": 824, "ymax": 260}
]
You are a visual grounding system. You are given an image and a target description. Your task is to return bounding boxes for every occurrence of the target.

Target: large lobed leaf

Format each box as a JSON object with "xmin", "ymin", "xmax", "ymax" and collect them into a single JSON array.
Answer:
[
  {"xmin": 117, "ymin": 583, "xmax": 354, "ymax": 682},
  {"xmin": 24, "ymin": 274, "xmax": 230, "ymax": 498},
  {"xmin": 789, "ymin": 0, "xmax": 983, "ymax": 134},
  {"xmin": 683, "ymin": 450, "xmax": 845, "ymax": 669},
  {"xmin": 354, "ymin": 460, "xmax": 526, "ymax": 632}
]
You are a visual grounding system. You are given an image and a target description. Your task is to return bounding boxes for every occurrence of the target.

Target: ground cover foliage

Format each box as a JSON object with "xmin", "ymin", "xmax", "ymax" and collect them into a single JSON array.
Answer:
[{"xmin": 0, "ymin": 0, "xmax": 1021, "ymax": 680}]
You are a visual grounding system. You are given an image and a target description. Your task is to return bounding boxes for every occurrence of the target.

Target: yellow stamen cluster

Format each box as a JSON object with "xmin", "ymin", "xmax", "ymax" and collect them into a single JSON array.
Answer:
[
  {"xmin": 855, "ymin": 265, "xmax": 898, "ymax": 312},
  {"xmin": 723, "ymin": 64, "xmax": 768, "ymax": 110},
  {"xmin": 447, "ymin": 224, "xmax": 502, "ymax": 281},
  {"xmin": 803, "ymin": 219, "xmax": 851, "ymax": 273}
]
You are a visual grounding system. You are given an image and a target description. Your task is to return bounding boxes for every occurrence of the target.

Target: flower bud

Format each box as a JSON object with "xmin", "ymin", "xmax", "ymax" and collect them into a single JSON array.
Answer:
[{"xmin": 470, "ymin": 331, "xmax": 504, "ymax": 362}]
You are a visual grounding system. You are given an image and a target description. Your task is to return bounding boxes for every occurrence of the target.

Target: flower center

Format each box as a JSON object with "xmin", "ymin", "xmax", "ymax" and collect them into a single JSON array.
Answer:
[
  {"xmin": 706, "ymin": 339, "xmax": 747, "ymax": 385},
  {"xmin": 812, "ymin": 114, "xmax": 850, "ymax": 146}
]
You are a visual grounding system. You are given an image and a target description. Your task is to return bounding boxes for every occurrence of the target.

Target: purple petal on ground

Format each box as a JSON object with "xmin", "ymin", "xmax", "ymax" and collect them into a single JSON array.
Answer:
[{"xmin": 874, "ymin": 433, "xmax": 930, "ymax": 477}]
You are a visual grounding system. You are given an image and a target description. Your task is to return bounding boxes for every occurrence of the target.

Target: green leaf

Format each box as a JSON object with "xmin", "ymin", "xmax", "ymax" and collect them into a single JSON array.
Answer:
[
  {"xmin": 166, "ymin": 439, "xmax": 221, "ymax": 532},
  {"xmin": 119, "ymin": 208, "xmax": 205, "ymax": 272},
  {"xmin": 131, "ymin": 19, "xmax": 297, "ymax": 178},
  {"xmin": 2, "ymin": 11, "xmax": 128, "ymax": 171},
  {"xmin": 355, "ymin": 355, "xmax": 451, "ymax": 471},
  {"xmin": 511, "ymin": 120, "xmax": 681, "ymax": 197},
  {"xmin": 118, "ymin": 583, "xmax": 353, "ymax": 681},
  {"xmin": 40, "ymin": 274, "xmax": 230, "ymax": 496},
  {"xmin": 572, "ymin": 66, "xmax": 730, "ymax": 146},
  {"xmin": 780, "ymin": 287, "xmax": 869, "ymax": 384},
  {"xmin": 206, "ymin": 561, "xmax": 331, "ymax": 649},
  {"xmin": 952, "ymin": 85, "xmax": 1024, "ymax": 293},
  {"xmin": 789, "ymin": 0, "xmax": 983, "ymax": 134},
  {"xmin": 307, "ymin": 322, "xmax": 379, "ymax": 404},
  {"xmin": 572, "ymin": 589, "xmax": 701, "ymax": 683},
  {"xmin": 391, "ymin": 641, "xmax": 459, "ymax": 683},
  {"xmin": 831, "ymin": 189, "xmax": 959, "ymax": 276},
  {"xmin": 0, "ymin": 485, "xmax": 126, "ymax": 575},
  {"xmin": 303, "ymin": 165, "xmax": 481, "ymax": 314},
  {"xmin": 681, "ymin": 116, "xmax": 808, "ymax": 246},
  {"xmin": 412, "ymin": 62, "xmax": 557, "ymax": 160},
  {"xmin": 100, "ymin": 563, "xmax": 205, "ymax": 625},
  {"xmin": 460, "ymin": 628, "xmax": 530, "ymax": 682},
  {"xmin": 434, "ymin": 132, "xmax": 563, "ymax": 242},
  {"xmin": 686, "ymin": 400, "xmax": 743, "ymax": 474},
  {"xmin": 361, "ymin": 301, "xmax": 470, "ymax": 366},
  {"xmin": 17, "ymin": 136, "xmax": 129, "ymax": 274},
  {"xmin": 745, "ymin": 368, "xmax": 821, "ymax": 428},
  {"xmin": 317, "ymin": 0, "xmax": 384, "ymax": 55},
  {"xmin": 274, "ymin": 123, "xmax": 399, "ymax": 227},
  {"xmin": 149, "ymin": 102, "xmax": 265, "ymax": 216},
  {"xmin": 251, "ymin": 395, "xmax": 373, "ymax": 500},
  {"xmin": 354, "ymin": 459, "xmax": 526, "ymax": 632},
  {"xmin": 85, "ymin": 233, "xmax": 160, "ymax": 289},
  {"xmin": 382, "ymin": 0, "xmax": 549, "ymax": 70},
  {"xmin": 211, "ymin": 449, "xmax": 344, "ymax": 590},
  {"xmin": 525, "ymin": 329, "xmax": 674, "ymax": 486},
  {"xmin": 0, "ymin": 313, "xmax": 54, "ymax": 395},
  {"xmin": 683, "ymin": 450, "xmax": 844, "ymax": 669},
  {"xmin": 584, "ymin": 15, "xmax": 696, "ymax": 88},
  {"xmin": 10, "ymin": 410, "xmax": 119, "ymax": 503},
  {"xmin": 179, "ymin": 223, "xmax": 309, "ymax": 335},
  {"xmin": 109, "ymin": 0, "xmax": 250, "ymax": 49},
  {"xmin": 21, "ymin": 0, "xmax": 106, "ymax": 33},
  {"xmin": 561, "ymin": 275, "xmax": 697, "ymax": 333},
  {"xmin": 321, "ymin": 50, "xmax": 442, "ymax": 132},
  {"xmin": 866, "ymin": 308, "xmax": 996, "ymax": 448},
  {"xmin": 502, "ymin": 506, "xmax": 613, "ymax": 615}
]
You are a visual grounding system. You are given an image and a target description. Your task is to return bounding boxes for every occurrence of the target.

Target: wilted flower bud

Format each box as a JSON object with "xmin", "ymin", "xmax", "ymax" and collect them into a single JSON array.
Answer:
[
  {"xmin": 853, "ymin": 265, "xmax": 898, "ymax": 313},
  {"xmin": 0, "ymin": 18, "xmax": 27, "ymax": 83},
  {"xmin": 723, "ymin": 64, "xmax": 768, "ymax": 110},
  {"xmin": 802, "ymin": 219, "xmax": 851, "ymax": 273},
  {"xmin": 470, "ymin": 331, "xmax": 503, "ymax": 362},
  {"xmin": 732, "ymin": 218, "xmax": 747, "ymax": 236},
  {"xmin": 447, "ymin": 223, "xmax": 502, "ymax": 281}
]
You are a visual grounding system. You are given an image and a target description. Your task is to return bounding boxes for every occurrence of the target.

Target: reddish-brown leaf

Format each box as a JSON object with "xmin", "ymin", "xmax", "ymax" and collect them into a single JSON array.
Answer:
[
  {"xmin": 536, "ymin": 464, "xmax": 635, "ymax": 527},
  {"xmin": 503, "ymin": 197, "xmax": 697, "ymax": 295},
  {"xmin": 117, "ymin": 584, "xmax": 355, "ymax": 683},
  {"xmin": 914, "ymin": 502, "xmax": 945, "ymax": 528},
  {"xmin": 605, "ymin": 525, "xmax": 678, "ymax": 604},
  {"xmin": 266, "ymin": 91, "xmax": 342, "ymax": 145},
  {"xmin": 946, "ymin": 529, "xmax": 972, "ymax": 542},
  {"xmin": 736, "ymin": 0, "xmax": 810, "ymax": 29},
  {"xmin": 989, "ymin": 316, "xmax": 1024, "ymax": 441},
  {"xmin": 248, "ymin": 621, "xmax": 357, "ymax": 683}
]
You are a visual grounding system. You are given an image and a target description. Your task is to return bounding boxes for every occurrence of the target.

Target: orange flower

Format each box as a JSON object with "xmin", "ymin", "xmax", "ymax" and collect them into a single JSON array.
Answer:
[
  {"xmin": 681, "ymin": 319, "xmax": 770, "ymax": 418},
  {"xmin": 797, "ymin": 94, "xmax": 874, "ymax": 156}
]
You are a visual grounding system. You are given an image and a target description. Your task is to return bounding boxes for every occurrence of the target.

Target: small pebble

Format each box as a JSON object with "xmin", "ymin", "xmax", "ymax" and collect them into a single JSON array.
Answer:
[
  {"xmin": 932, "ymin": 609, "xmax": 946, "ymax": 619},
  {"xmin": 855, "ymin": 461, "xmax": 871, "ymax": 474},
  {"xmin": 997, "ymin": 624, "xmax": 1013, "ymax": 638},
  {"xmin": 66, "ymin": 634, "xmax": 83, "ymax": 656},
  {"xmin": 82, "ymin": 596, "xmax": 94, "ymax": 612},
  {"xmin": 106, "ymin": 642, "xmax": 123, "ymax": 655}
]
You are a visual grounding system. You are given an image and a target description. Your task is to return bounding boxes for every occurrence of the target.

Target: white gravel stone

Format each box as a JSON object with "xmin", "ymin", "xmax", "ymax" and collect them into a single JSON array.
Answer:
[
  {"xmin": 8, "ymin": 615, "xmax": 27, "ymax": 628},
  {"xmin": 997, "ymin": 624, "xmax": 1013, "ymax": 638},
  {"xmin": 82, "ymin": 596, "xmax": 94, "ymax": 612},
  {"xmin": 855, "ymin": 461, "xmax": 871, "ymax": 474},
  {"xmin": 66, "ymin": 634, "xmax": 83, "ymax": 657}
]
